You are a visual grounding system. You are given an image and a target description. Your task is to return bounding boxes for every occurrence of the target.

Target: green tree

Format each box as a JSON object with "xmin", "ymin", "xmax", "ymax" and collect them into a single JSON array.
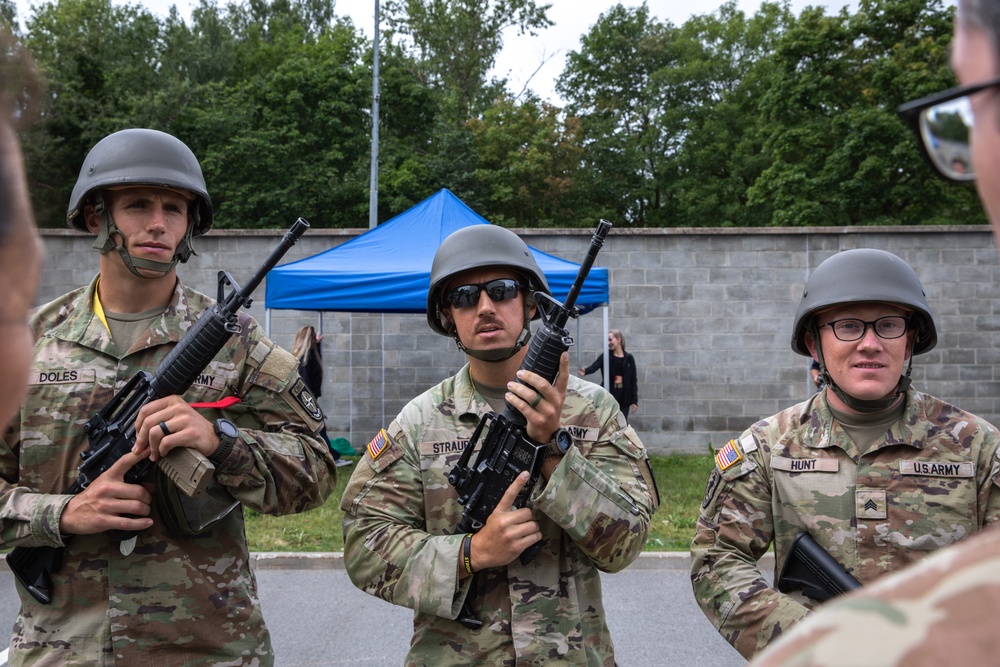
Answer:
[
  {"xmin": 21, "ymin": 0, "xmax": 167, "ymax": 227},
  {"xmin": 660, "ymin": 1, "xmax": 791, "ymax": 227},
  {"xmin": 384, "ymin": 0, "xmax": 551, "ymax": 121},
  {"xmin": 745, "ymin": 0, "xmax": 979, "ymax": 226},
  {"xmin": 467, "ymin": 93, "xmax": 586, "ymax": 226},
  {"xmin": 187, "ymin": 22, "xmax": 371, "ymax": 227},
  {"xmin": 557, "ymin": 3, "xmax": 680, "ymax": 226}
]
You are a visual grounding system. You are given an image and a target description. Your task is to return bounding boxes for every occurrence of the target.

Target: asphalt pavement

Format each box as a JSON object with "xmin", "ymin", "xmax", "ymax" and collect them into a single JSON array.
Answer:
[{"xmin": 0, "ymin": 552, "xmax": 758, "ymax": 666}]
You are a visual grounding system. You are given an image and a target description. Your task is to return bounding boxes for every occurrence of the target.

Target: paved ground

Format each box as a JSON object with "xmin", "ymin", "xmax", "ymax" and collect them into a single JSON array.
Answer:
[{"xmin": 0, "ymin": 552, "xmax": 764, "ymax": 666}]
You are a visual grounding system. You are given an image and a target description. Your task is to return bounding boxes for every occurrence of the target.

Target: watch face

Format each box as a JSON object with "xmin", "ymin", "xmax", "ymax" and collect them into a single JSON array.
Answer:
[
  {"xmin": 216, "ymin": 419, "xmax": 239, "ymax": 439},
  {"xmin": 555, "ymin": 429, "xmax": 573, "ymax": 453}
]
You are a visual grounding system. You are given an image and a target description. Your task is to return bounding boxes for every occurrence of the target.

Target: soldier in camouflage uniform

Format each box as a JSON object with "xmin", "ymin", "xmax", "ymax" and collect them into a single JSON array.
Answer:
[
  {"xmin": 748, "ymin": 2, "xmax": 1000, "ymax": 664},
  {"xmin": 0, "ymin": 33, "xmax": 44, "ymax": 429},
  {"xmin": 691, "ymin": 247, "xmax": 1000, "ymax": 660},
  {"xmin": 341, "ymin": 225, "xmax": 659, "ymax": 666},
  {"xmin": 1, "ymin": 129, "xmax": 338, "ymax": 666}
]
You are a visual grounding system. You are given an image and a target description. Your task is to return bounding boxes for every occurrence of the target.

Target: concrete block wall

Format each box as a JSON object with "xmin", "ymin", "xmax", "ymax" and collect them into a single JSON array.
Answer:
[{"xmin": 36, "ymin": 225, "xmax": 1000, "ymax": 455}]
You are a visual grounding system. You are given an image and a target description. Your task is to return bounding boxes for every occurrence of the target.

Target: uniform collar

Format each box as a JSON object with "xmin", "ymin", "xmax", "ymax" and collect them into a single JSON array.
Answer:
[
  {"xmin": 455, "ymin": 363, "xmax": 496, "ymax": 419},
  {"xmin": 45, "ymin": 275, "xmax": 195, "ymax": 357}
]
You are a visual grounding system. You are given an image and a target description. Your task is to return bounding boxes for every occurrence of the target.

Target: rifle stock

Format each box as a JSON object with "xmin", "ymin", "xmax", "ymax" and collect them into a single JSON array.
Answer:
[
  {"xmin": 7, "ymin": 218, "xmax": 309, "ymax": 605},
  {"xmin": 447, "ymin": 220, "xmax": 612, "ymax": 628}
]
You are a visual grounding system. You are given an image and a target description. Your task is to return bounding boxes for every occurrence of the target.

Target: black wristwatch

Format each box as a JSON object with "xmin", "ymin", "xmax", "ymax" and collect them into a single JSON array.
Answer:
[
  {"xmin": 211, "ymin": 418, "xmax": 239, "ymax": 464},
  {"xmin": 546, "ymin": 428, "xmax": 573, "ymax": 457}
]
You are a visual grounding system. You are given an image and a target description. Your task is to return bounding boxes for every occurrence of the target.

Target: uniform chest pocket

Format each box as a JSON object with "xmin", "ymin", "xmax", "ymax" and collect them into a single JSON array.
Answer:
[
  {"xmin": 881, "ymin": 462, "xmax": 979, "ymax": 550},
  {"xmin": 22, "ymin": 368, "xmax": 102, "ymax": 491}
]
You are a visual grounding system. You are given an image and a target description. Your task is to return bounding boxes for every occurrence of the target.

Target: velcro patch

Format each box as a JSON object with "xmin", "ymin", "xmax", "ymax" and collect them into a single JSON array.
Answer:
[
  {"xmin": 702, "ymin": 469, "xmax": 723, "ymax": 509},
  {"xmin": 772, "ymin": 456, "xmax": 839, "ymax": 473},
  {"xmin": 419, "ymin": 439, "xmax": 470, "ymax": 457},
  {"xmin": 563, "ymin": 424, "xmax": 599, "ymax": 443},
  {"xmin": 899, "ymin": 460, "xmax": 974, "ymax": 478},
  {"xmin": 31, "ymin": 368, "xmax": 96, "ymax": 385},
  {"xmin": 189, "ymin": 373, "xmax": 227, "ymax": 392},
  {"xmin": 715, "ymin": 440, "xmax": 742, "ymax": 471},
  {"xmin": 856, "ymin": 489, "xmax": 887, "ymax": 519},
  {"xmin": 368, "ymin": 428, "xmax": 389, "ymax": 460}
]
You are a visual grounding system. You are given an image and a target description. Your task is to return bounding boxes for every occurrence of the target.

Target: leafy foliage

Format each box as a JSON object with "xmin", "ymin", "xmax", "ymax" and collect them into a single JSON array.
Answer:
[{"xmin": 4, "ymin": 0, "xmax": 981, "ymax": 230}]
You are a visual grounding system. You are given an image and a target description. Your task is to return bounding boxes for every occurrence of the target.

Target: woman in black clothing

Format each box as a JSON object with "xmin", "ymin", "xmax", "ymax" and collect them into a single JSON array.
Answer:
[
  {"xmin": 578, "ymin": 329, "xmax": 638, "ymax": 420},
  {"xmin": 292, "ymin": 325, "xmax": 352, "ymax": 467}
]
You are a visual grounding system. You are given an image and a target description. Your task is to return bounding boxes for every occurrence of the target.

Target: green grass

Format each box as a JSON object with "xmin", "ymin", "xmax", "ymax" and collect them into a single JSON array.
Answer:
[{"xmin": 244, "ymin": 453, "xmax": 715, "ymax": 552}]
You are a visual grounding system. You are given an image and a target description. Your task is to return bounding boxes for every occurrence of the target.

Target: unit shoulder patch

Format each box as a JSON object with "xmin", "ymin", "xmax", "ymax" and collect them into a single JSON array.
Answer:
[{"xmin": 289, "ymin": 377, "xmax": 324, "ymax": 422}]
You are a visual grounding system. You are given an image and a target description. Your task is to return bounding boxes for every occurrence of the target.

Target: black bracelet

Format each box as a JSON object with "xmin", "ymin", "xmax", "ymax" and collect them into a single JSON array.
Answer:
[{"xmin": 462, "ymin": 533, "xmax": 474, "ymax": 575}]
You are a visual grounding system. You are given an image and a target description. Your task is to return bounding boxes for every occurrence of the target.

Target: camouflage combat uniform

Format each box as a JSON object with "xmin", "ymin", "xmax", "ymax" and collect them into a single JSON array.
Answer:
[
  {"xmin": 691, "ymin": 388, "xmax": 1000, "ymax": 660},
  {"xmin": 1, "ymin": 277, "xmax": 337, "ymax": 666},
  {"xmin": 341, "ymin": 365, "xmax": 659, "ymax": 666},
  {"xmin": 749, "ymin": 525, "xmax": 1000, "ymax": 667}
]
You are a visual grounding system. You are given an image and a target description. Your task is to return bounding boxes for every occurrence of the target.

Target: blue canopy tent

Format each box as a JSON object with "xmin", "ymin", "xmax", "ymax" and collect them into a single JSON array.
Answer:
[
  {"xmin": 263, "ymin": 188, "xmax": 611, "ymax": 442},
  {"xmin": 264, "ymin": 188, "xmax": 609, "ymax": 313}
]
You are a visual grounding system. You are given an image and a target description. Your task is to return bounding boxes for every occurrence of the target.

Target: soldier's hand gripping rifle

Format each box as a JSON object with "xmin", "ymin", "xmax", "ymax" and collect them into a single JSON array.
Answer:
[
  {"xmin": 7, "ymin": 217, "xmax": 310, "ymax": 605},
  {"xmin": 446, "ymin": 219, "xmax": 612, "ymax": 628}
]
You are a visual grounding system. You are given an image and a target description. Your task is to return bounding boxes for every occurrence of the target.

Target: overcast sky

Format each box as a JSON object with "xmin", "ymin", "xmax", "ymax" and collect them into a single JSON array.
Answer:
[{"xmin": 14, "ymin": 0, "xmax": 858, "ymax": 104}]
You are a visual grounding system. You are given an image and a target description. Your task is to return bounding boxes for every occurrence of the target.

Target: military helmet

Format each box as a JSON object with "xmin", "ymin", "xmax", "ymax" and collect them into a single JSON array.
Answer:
[
  {"xmin": 427, "ymin": 224, "xmax": 551, "ymax": 336},
  {"xmin": 66, "ymin": 129, "xmax": 213, "ymax": 234},
  {"xmin": 791, "ymin": 248, "xmax": 937, "ymax": 356}
]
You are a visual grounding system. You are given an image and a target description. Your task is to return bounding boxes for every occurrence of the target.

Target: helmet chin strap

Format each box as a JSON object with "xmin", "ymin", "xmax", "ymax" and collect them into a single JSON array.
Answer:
[
  {"xmin": 452, "ymin": 300, "xmax": 534, "ymax": 363},
  {"xmin": 92, "ymin": 193, "xmax": 196, "ymax": 279},
  {"xmin": 811, "ymin": 322, "xmax": 912, "ymax": 414}
]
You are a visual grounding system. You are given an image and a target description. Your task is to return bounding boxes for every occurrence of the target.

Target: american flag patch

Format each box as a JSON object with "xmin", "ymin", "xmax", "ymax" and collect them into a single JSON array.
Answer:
[
  {"xmin": 367, "ymin": 429, "xmax": 389, "ymax": 460},
  {"xmin": 715, "ymin": 440, "xmax": 742, "ymax": 471}
]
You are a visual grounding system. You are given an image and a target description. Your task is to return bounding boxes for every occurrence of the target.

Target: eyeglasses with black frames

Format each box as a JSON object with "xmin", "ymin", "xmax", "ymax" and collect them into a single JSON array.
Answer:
[
  {"xmin": 897, "ymin": 74, "xmax": 1000, "ymax": 182},
  {"xmin": 819, "ymin": 316, "xmax": 911, "ymax": 343},
  {"xmin": 443, "ymin": 278, "xmax": 523, "ymax": 310}
]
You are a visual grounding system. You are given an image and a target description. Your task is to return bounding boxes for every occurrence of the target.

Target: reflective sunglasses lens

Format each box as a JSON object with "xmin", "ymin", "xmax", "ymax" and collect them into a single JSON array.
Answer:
[
  {"xmin": 446, "ymin": 285, "xmax": 482, "ymax": 309},
  {"xmin": 484, "ymin": 279, "xmax": 520, "ymax": 303},
  {"xmin": 920, "ymin": 97, "xmax": 974, "ymax": 181},
  {"xmin": 444, "ymin": 279, "xmax": 522, "ymax": 309}
]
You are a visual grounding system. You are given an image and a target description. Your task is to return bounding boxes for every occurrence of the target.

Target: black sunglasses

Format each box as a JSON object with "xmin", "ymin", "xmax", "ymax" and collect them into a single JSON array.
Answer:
[
  {"xmin": 443, "ymin": 278, "xmax": 524, "ymax": 309},
  {"xmin": 897, "ymin": 74, "xmax": 1000, "ymax": 182}
]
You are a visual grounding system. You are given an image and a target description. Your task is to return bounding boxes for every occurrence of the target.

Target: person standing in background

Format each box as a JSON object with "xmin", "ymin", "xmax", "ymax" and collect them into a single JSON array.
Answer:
[
  {"xmin": 292, "ymin": 324, "xmax": 352, "ymax": 467},
  {"xmin": 578, "ymin": 329, "xmax": 638, "ymax": 420}
]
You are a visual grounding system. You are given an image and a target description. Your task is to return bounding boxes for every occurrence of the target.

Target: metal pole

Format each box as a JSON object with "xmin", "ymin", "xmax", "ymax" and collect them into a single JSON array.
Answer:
[
  {"xmin": 368, "ymin": 0, "xmax": 381, "ymax": 229},
  {"xmin": 603, "ymin": 306, "xmax": 610, "ymax": 391}
]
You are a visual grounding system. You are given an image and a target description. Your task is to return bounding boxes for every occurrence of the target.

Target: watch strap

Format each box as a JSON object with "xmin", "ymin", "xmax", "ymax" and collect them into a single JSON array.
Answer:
[{"xmin": 210, "ymin": 420, "xmax": 238, "ymax": 465}]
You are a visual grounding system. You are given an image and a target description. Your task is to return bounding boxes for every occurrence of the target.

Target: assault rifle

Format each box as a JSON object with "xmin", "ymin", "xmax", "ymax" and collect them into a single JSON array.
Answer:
[
  {"xmin": 777, "ymin": 531, "xmax": 862, "ymax": 602},
  {"xmin": 7, "ymin": 217, "xmax": 310, "ymax": 605},
  {"xmin": 447, "ymin": 219, "xmax": 612, "ymax": 628}
]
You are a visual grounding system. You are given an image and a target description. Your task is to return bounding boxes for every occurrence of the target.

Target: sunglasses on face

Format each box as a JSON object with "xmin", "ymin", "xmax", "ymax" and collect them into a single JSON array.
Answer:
[
  {"xmin": 897, "ymin": 74, "xmax": 1000, "ymax": 182},
  {"xmin": 443, "ymin": 278, "xmax": 523, "ymax": 309}
]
